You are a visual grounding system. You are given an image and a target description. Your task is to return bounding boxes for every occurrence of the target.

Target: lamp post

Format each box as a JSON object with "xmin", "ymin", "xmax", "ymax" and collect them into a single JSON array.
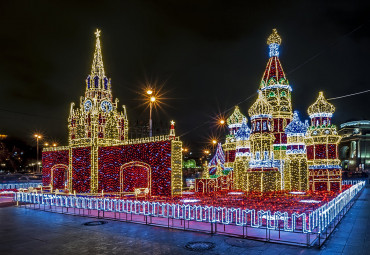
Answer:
[
  {"xmin": 34, "ymin": 134, "xmax": 42, "ymax": 173},
  {"xmin": 147, "ymin": 89, "xmax": 156, "ymax": 137}
]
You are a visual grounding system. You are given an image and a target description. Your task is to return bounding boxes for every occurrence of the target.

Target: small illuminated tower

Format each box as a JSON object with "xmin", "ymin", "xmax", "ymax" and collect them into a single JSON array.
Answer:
[
  {"xmin": 233, "ymin": 117, "xmax": 251, "ymax": 190},
  {"xmin": 169, "ymin": 120, "xmax": 175, "ymax": 139},
  {"xmin": 245, "ymin": 92, "xmax": 281, "ymax": 192},
  {"xmin": 68, "ymin": 29, "xmax": 128, "ymax": 147},
  {"xmin": 260, "ymin": 29, "xmax": 293, "ymax": 166},
  {"xmin": 224, "ymin": 106, "xmax": 246, "ymax": 169},
  {"xmin": 284, "ymin": 111, "xmax": 309, "ymax": 191},
  {"xmin": 305, "ymin": 92, "xmax": 342, "ymax": 191},
  {"xmin": 208, "ymin": 143, "xmax": 226, "ymax": 176}
]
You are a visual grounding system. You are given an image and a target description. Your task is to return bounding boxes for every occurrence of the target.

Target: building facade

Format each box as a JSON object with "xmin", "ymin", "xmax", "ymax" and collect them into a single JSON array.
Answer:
[{"xmin": 338, "ymin": 120, "xmax": 370, "ymax": 172}]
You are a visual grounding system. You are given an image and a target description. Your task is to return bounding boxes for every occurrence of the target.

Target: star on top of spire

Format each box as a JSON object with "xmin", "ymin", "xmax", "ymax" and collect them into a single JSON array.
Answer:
[
  {"xmin": 95, "ymin": 29, "xmax": 101, "ymax": 38},
  {"xmin": 91, "ymin": 28, "xmax": 105, "ymax": 78}
]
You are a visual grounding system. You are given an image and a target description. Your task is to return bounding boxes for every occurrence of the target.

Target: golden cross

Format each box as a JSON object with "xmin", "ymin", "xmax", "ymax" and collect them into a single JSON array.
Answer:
[{"xmin": 95, "ymin": 29, "xmax": 101, "ymax": 38}]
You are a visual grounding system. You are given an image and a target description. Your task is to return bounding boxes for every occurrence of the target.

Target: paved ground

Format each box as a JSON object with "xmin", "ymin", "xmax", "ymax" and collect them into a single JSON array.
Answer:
[{"xmin": 0, "ymin": 186, "xmax": 369, "ymax": 255}]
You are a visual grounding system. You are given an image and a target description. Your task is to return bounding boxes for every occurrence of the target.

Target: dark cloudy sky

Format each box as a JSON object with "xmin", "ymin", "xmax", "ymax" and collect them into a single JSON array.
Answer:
[{"xmin": 0, "ymin": 0, "xmax": 369, "ymax": 154}]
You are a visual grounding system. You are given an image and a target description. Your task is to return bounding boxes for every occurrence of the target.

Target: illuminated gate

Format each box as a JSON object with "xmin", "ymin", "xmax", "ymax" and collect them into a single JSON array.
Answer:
[
  {"xmin": 120, "ymin": 161, "xmax": 151, "ymax": 194},
  {"xmin": 51, "ymin": 164, "xmax": 69, "ymax": 191}
]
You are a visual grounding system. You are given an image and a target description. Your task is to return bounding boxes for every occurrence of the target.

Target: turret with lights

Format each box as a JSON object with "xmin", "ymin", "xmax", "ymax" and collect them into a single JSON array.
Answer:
[
  {"xmin": 260, "ymin": 29, "xmax": 293, "ymax": 166},
  {"xmin": 284, "ymin": 111, "xmax": 309, "ymax": 191},
  {"xmin": 68, "ymin": 29, "xmax": 128, "ymax": 147},
  {"xmin": 304, "ymin": 92, "xmax": 342, "ymax": 191},
  {"xmin": 233, "ymin": 117, "xmax": 251, "ymax": 190},
  {"xmin": 245, "ymin": 92, "xmax": 281, "ymax": 192},
  {"xmin": 223, "ymin": 106, "xmax": 246, "ymax": 170}
]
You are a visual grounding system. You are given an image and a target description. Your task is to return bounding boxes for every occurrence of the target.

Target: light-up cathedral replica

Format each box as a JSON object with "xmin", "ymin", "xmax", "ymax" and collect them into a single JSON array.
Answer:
[
  {"xmin": 196, "ymin": 29, "xmax": 342, "ymax": 193},
  {"xmin": 42, "ymin": 30, "xmax": 182, "ymax": 196}
]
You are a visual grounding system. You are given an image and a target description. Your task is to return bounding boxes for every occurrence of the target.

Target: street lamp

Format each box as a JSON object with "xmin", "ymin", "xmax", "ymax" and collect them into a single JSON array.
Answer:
[
  {"xmin": 148, "ymin": 92, "xmax": 156, "ymax": 137},
  {"xmin": 34, "ymin": 134, "xmax": 42, "ymax": 173}
]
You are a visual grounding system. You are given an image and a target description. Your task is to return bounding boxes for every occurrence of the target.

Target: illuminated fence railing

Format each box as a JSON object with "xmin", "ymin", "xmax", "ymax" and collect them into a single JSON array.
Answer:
[
  {"xmin": 310, "ymin": 181, "xmax": 365, "ymax": 233},
  {"xmin": 14, "ymin": 181, "xmax": 365, "ymax": 235},
  {"xmin": 0, "ymin": 182, "xmax": 42, "ymax": 190}
]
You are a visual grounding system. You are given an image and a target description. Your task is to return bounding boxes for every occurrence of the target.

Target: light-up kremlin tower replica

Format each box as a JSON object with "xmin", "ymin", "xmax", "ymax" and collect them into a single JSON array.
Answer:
[
  {"xmin": 196, "ymin": 29, "xmax": 342, "ymax": 193},
  {"xmin": 42, "ymin": 30, "xmax": 183, "ymax": 196}
]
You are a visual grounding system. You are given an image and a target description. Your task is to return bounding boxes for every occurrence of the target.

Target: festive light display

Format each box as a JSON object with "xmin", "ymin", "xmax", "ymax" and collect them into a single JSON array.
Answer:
[
  {"xmin": 245, "ymin": 91, "xmax": 281, "ymax": 192},
  {"xmin": 15, "ymin": 181, "xmax": 365, "ymax": 235},
  {"xmin": 284, "ymin": 111, "xmax": 309, "ymax": 191},
  {"xmin": 42, "ymin": 30, "xmax": 183, "ymax": 197},
  {"xmin": 305, "ymin": 92, "xmax": 342, "ymax": 191},
  {"xmin": 197, "ymin": 29, "xmax": 343, "ymax": 195},
  {"xmin": 223, "ymin": 106, "xmax": 246, "ymax": 168},
  {"xmin": 233, "ymin": 117, "xmax": 251, "ymax": 190}
]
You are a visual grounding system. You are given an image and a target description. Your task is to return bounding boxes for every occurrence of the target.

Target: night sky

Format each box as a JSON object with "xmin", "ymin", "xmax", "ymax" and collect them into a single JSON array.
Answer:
[{"xmin": 0, "ymin": 0, "xmax": 370, "ymax": 155}]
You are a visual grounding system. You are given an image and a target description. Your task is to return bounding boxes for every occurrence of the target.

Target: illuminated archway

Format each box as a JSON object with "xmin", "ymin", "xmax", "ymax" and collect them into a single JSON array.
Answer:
[
  {"xmin": 120, "ymin": 161, "xmax": 151, "ymax": 194},
  {"xmin": 51, "ymin": 164, "xmax": 69, "ymax": 191}
]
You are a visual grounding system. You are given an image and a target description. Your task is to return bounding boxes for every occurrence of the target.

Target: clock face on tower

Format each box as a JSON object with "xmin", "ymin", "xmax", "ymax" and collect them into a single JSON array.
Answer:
[
  {"xmin": 84, "ymin": 100, "xmax": 92, "ymax": 112},
  {"xmin": 101, "ymin": 100, "xmax": 113, "ymax": 112}
]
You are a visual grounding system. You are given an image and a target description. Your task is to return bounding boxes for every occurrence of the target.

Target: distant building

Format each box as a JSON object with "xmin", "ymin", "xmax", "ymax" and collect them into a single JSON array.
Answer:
[{"xmin": 338, "ymin": 120, "xmax": 370, "ymax": 172}]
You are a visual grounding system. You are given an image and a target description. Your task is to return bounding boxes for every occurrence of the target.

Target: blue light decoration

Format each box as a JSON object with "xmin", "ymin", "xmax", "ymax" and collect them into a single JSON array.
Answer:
[
  {"xmin": 235, "ymin": 118, "xmax": 251, "ymax": 141},
  {"xmin": 208, "ymin": 143, "xmax": 226, "ymax": 176},
  {"xmin": 285, "ymin": 111, "xmax": 309, "ymax": 154},
  {"xmin": 269, "ymin": 43, "xmax": 280, "ymax": 57}
]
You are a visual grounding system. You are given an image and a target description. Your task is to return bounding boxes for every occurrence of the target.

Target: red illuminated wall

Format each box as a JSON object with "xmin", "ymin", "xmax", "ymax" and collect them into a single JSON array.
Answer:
[
  {"xmin": 42, "ymin": 150, "xmax": 69, "ymax": 186},
  {"xmin": 72, "ymin": 147, "xmax": 91, "ymax": 193},
  {"xmin": 98, "ymin": 141, "xmax": 172, "ymax": 196}
]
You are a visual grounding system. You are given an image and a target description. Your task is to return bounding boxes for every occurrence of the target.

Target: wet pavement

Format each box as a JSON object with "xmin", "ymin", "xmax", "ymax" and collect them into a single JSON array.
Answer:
[{"xmin": 0, "ymin": 185, "xmax": 369, "ymax": 255}]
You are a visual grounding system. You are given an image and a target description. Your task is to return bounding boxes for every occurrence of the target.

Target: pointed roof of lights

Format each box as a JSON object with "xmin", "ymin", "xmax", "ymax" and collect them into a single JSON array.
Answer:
[
  {"xmin": 307, "ymin": 92, "xmax": 335, "ymax": 117},
  {"xmin": 248, "ymin": 91, "xmax": 272, "ymax": 117},
  {"xmin": 235, "ymin": 118, "xmax": 251, "ymax": 140},
  {"xmin": 208, "ymin": 143, "xmax": 225, "ymax": 167},
  {"xmin": 91, "ymin": 29, "xmax": 105, "ymax": 78},
  {"xmin": 260, "ymin": 29, "xmax": 290, "ymax": 89},
  {"xmin": 227, "ymin": 106, "xmax": 246, "ymax": 126},
  {"xmin": 285, "ymin": 111, "xmax": 308, "ymax": 135}
]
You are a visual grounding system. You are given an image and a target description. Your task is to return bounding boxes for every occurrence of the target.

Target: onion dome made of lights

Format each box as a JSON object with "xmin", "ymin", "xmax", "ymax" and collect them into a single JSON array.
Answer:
[
  {"xmin": 248, "ymin": 91, "xmax": 272, "ymax": 117},
  {"xmin": 227, "ymin": 106, "xmax": 246, "ymax": 126},
  {"xmin": 285, "ymin": 111, "xmax": 308, "ymax": 135},
  {"xmin": 267, "ymin": 28, "xmax": 282, "ymax": 45},
  {"xmin": 235, "ymin": 118, "xmax": 251, "ymax": 140},
  {"xmin": 307, "ymin": 92, "xmax": 335, "ymax": 116}
]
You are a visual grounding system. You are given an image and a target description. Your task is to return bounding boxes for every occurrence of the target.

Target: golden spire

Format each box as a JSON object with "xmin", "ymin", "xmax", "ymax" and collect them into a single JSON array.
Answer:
[
  {"xmin": 91, "ymin": 29, "xmax": 105, "ymax": 78},
  {"xmin": 307, "ymin": 91, "xmax": 335, "ymax": 116},
  {"xmin": 267, "ymin": 28, "xmax": 282, "ymax": 45}
]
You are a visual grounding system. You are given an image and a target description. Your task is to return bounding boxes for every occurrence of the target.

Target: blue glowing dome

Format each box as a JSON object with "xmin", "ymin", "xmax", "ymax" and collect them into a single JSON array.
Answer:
[
  {"xmin": 285, "ymin": 111, "xmax": 308, "ymax": 135},
  {"xmin": 235, "ymin": 118, "xmax": 251, "ymax": 140}
]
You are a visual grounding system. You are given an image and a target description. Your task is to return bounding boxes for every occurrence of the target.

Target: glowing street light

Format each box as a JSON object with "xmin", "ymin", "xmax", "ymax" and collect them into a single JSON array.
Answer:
[
  {"xmin": 219, "ymin": 119, "xmax": 225, "ymax": 125},
  {"xmin": 34, "ymin": 134, "xmax": 42, "ymax": 173},
  {"xmin": 52, "ymin": 143, "xmax": 57, "ymax": 147},
  {"xmin": 212, "ymin": 139, "xmax": 217, "ymax": 145},
  {"xmin": 146, "ymin": 89, "xmax": 153, "ymax": 95},
  {"xmin": 149, "ymin": 95, "xmax": 156, "ymax": 137}
]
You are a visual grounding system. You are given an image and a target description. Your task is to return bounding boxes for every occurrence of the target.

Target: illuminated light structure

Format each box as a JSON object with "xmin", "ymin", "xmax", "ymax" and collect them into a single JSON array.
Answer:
[
  {"xmin": 305, "ymin": 92, "xmax": 342, "ymax": 191},
  {"xmin": 284, "ymin": 111, "xmax": 309, "ymax": 191},
  {"xmin": 195, "ymin": 143, "xmax": 233, "ymax": 193},
  {"xmin": 260, "ymin": 29, "xmax": 293, "ymax": 173},
  {"xmin": 233, "ymin": 117, "xmax": 251, "ymax": 190},
  {"xmin": 208, "ymin": 143, "xmax": 226, "ymax": 176},
  {"xmin": 223, "ymin": 106, "xmax": 246, "ymax": 169},
  {"xmin": 42, "ymin": 30, "xmax": 182, "ymax": 196},
  {"xmin": 245, "ymin": 92, "xmax": 281, "ymax": 192}
]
